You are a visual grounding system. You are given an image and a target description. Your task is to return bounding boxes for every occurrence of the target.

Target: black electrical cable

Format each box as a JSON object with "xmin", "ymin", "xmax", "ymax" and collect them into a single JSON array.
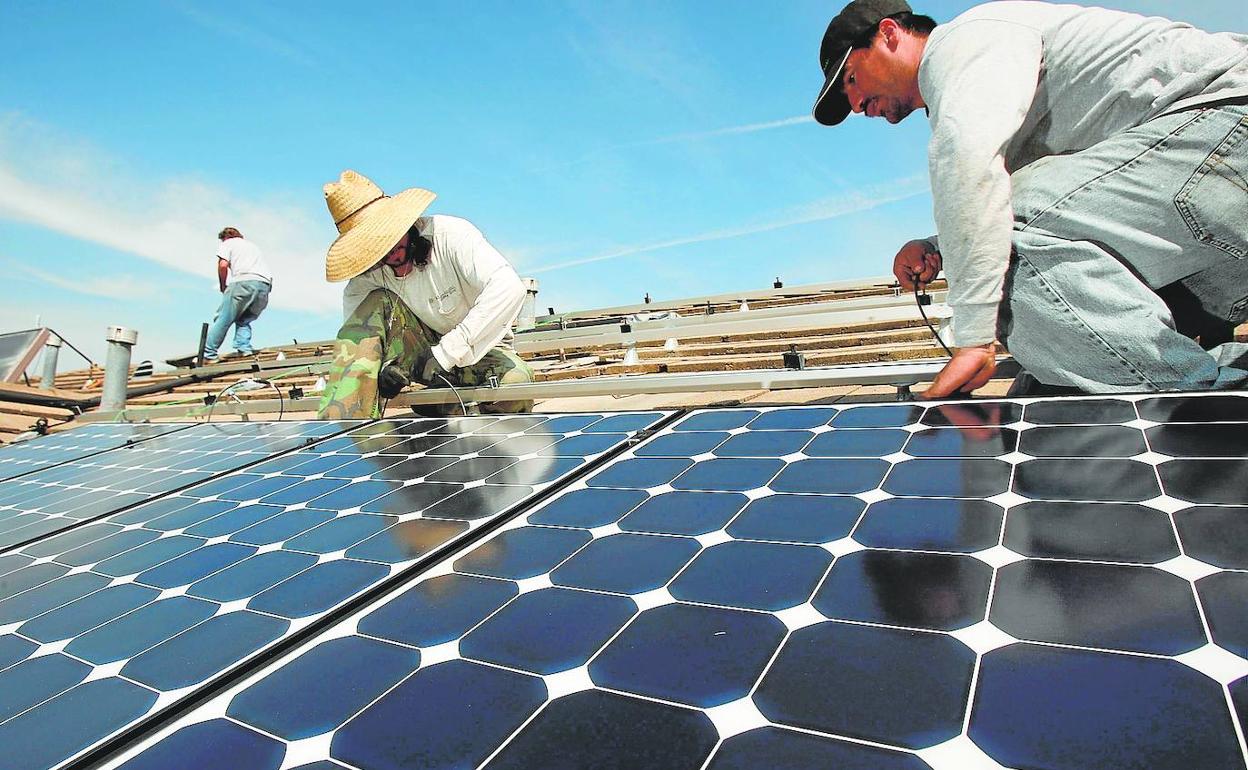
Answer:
[{"xmin": 914, "ymin": 283, "xmax": 955, "ymax": 358}]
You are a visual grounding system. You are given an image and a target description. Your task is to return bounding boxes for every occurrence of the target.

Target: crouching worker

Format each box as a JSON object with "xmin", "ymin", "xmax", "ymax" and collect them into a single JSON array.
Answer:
[{"xmin": 317, "ymin": 170, "xmax": 534, "ymax": 420}]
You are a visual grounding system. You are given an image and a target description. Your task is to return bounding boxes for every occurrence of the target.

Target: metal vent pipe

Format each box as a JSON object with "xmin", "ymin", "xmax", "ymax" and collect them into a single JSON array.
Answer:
[
  {"xmin": 38, "ymin": 334, "xmax": 62, "ymax": 391},
  {"xmin": 100, "ymin": 326, "xmax": 138, "ymax": 411}
]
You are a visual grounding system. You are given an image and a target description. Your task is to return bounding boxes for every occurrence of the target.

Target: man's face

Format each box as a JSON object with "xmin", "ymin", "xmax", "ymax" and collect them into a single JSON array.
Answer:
[
  {"xmin": 377, "ymin": 236, "xmax": 414, "ymax": 277},
  {"xmin": 841, "ymin": 28, "xmax": 920, "ymax": 124}
]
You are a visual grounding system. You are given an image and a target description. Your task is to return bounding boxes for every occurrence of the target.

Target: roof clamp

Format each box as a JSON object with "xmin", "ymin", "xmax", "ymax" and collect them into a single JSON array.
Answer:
[
  {"xmin": 487, "ymin": 375, "xmax": 500, "ymax": 389},
  {"xmin": 895, "ymin": 383, "xmax": 917, "ymax": 401},
  {"xmin": 782, "ymin": 345, "xmax": 806, "ymax": 370}
]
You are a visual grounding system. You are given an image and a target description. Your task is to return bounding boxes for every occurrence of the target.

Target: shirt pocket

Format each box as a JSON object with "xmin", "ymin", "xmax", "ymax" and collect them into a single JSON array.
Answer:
[{"xmin": 1174, "ymin": 112, "xmax": 1248, "ymax": 260}]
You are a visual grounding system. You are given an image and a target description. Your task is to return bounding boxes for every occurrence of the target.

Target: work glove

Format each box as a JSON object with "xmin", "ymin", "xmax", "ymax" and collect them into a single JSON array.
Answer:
[
  {"xmin": 417, "ymin": 356, "xmax": 449, "ymax": 386},
  {"xmin": 377, "ymin": 363, "xmax": 411, "ymax": 399}
]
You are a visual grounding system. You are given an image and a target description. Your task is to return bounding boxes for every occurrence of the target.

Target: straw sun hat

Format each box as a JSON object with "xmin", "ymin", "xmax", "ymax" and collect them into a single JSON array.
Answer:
[{"xmin": 323, "ymin": 170, "xmax": 436, "ymax": 282}]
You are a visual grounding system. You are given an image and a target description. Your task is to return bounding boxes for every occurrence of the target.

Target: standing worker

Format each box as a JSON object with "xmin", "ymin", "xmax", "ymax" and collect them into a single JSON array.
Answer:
[
  {"xmin": 204, "ymin": 227, "xmax": 273, "ymax": 363},
  {"xmin": 316, "ymin": 170, "xmax": 534, "ymax": 420},
  {"xmin": 812, "ymin": 0, "xmax": 1248, "ymax": 397}
]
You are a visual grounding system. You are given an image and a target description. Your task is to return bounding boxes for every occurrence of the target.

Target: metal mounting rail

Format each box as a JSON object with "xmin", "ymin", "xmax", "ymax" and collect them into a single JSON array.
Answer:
[{"xmin": 76, "ymin": 358, "xmax": 1016, "ymax": 423}]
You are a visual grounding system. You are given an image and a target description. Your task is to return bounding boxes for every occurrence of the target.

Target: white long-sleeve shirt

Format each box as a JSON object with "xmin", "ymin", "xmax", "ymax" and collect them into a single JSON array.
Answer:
[
  {"xmin": 919, "ymin": 1, "xmax": 1248, "ymax": 346},
  {"xmin": 342, "ymin": 215, "xmax": 526, "ymax": 370}
]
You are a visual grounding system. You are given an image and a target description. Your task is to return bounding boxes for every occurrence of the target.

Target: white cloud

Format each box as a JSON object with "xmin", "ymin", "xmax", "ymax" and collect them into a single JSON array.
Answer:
[
  {"xmin": 0, "ymin": 113, "xmax": 341, "ymax": 314},
  {"xmin": 530, "ymin": 173, "xmax": 931, "ymax": 273},
  {"xmin": 4, "ymin": 259, "xmax": 166, "ymax": 301}
]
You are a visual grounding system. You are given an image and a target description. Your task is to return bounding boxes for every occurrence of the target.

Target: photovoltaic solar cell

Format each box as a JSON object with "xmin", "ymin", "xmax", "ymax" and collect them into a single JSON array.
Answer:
[
  {"xmin": 0, "ymin": 424, "xmax": 192, "ymax": 483},
  {"xmin": 107, "ymin": 393, "xmax": 1248, "ymax": 770},
  {"xmin": 0, "ymin": 411, "xmax": 663, "ymax": 770},
  {"xmin": 0, "ymin": 421, "xmax": 352, "ymax": 551}
]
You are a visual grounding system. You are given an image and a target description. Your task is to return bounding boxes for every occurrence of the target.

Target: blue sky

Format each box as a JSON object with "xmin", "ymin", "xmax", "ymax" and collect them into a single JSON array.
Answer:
[{"xmin": 1, "ymin": 0, "xmax": 1243, "ymax": 368}]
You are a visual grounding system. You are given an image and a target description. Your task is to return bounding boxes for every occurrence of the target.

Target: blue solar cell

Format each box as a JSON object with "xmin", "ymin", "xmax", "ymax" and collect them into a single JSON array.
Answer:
[
  {"xmin": 552, "ymin": 533, "xmax": 700, "ymax": 594},
  {"xmin": 993, "ymin": 561, "xmax": 1203, "ymax": 655},
  {"xmin": 0, "ymin": 653, "xmax": 90, "ymax": 721},
  {"xmin": 485, "ymin": 689, "xmax": 718, "ymax": 770},
  {"xmin": 307, "ymin": 480, "xmax": 403, "ymax": 511},
  {"xmin": 808, "ymin": 426, "xmax": 908, "ymax": 456},
  {"xmin": 727, "ymin": 494, "xmax": 863, "ymax": 544},
  {"xmin": 1158, "ymin": 459, "xmax": 1248, "ymax": 505},
  {"xmin": 488, "ymin": 457, "xmax": 584, "ymax": 485},
  {"xmin": 358, "ymin": 574, "xmax": 518, "ymax": 648},
  {"xmin": 227, "ymin": 636, "xmax": 420, "ymax": 740},
  {"xmin": 590, "ymin": 603, "xmax": 785, "ymax": 708},
  {"xmin": 905, "ymin": 427, "xmax": 1019, "ymax": 457},
  {"xmin": 528, "ymin": 488, "xmax": 649, "ymax": 528},
  {"xmin": 1004, "ymin": 501, "xmax": 1178, "ymax": 562},
  {"xmin": 122, "ymin": 611, "xmax": 289, "ymax": 690},
  {"xmin": 186, "ymin": 551, "xmax": 318, "ymax": 603},
  {"xmin": 362, "ymin": 482, "xmax": 462, "ymax": 514},
  {"xmin": 633, "ymin": 431, "xmax": 729, "ymax": 457},
  {"xmin": 66, "ymin": 596, "xmax": 218, "ymax": 664},
  {"xmin": 1023, "ymin": 398, "xmax": 1135, "ymax": 425},
  {"xmin": 619, "ymin": 491, "xmax": 747, "ymax": 536},
  {"xmin": 258, "ymin": 478, "xmax": 352, "ymax": 506},
  {"xmin": 1175, "ymin": 506, "xmax": 1248, "ymax": 569},
  {"xmin": 586, "ymin": 457, "xmax": 693, "ymax": 488},
  {"xmin": 1195, "ymin": 572, "xmax": 1248, "ymax": 659},
  {"xmin": 116, "ymin": 719, "xmax": 286, "ymax": 770},
  {"xmin": 331, "ymin": 660, "xmax": 546, "ymax": 770},
  {"xmin": 831, "ymin": 405, "xmax": 923, "ymax": 428},
  {"xmin": 0, "ymin": 634, "xmax": 36, "ymax": 670},
  {"xmin": 1019, "ymin": 458, "xmax": 1166, "ymax": 502},
  {"xmin": 20, "ymin": 523, "xmax": 117, "ymax": 557},
  {"xmin": 755, "ymin": 622, "xmax": 975, "ymax": 750},
  {"xmin": 230, "ymin": 509, "xmax": 336, "ymax": 546},
  {"xmin": 345, "ymin": 519, "xmax": 468, "ymax": 564},
  {"xmin": 713, "ymin": 431, "xmax": 812, "ymax": 457},
  {"xmin": 144, "ymin": 499, "xmax": 239, "ymax": 532},
  {"xmin": 454, "ymin": 526, "xmax": 591, "ymax": 580},
  {"xmin": 0, "ymin": 677, "xmax": 157, "ymax": 770},
  {"xmin": 423, "ymin": 484, "xmax": 536, "ymax": 521},
  {"xmin": 854, "ymin": 497, "xmax": 1003, "ymax": 552},
  {"xmin": 184, "ymin": 503, "xmax": 284, "ymax": 538},
  {"xmin": 584, "ymin": 413, "xmax": 662, "ymax": 433},
  {"xmin": 249, "ymin": 560, "xmax": 388, "ymax": 619},
  {"xmin": 543, "ymin": 433, "xmax": 629, "ymax": 457},
  {"xmin": 748, "ymin": 408, "xmax": 839, "ymax": 430},
  {"xmin": 463, "ymin": 587, "xmax": 636, "ymax": 674},
  {"xmin": 285, "ymin": 514, "xmax": 394, "ymax": 554},
  {"xmin": 136, "ymin": 542, "xmax": 257, "ymax": 589},
  {"xmin": 0, "ymin": 562, "xmax": 70, "ymax": 600},
  {"xmin": 709, "ymin": 727, "xmax": 929, "ymax": 770},
  {"xmin": 0, "ymin": 572, "xmax": 111, "ymax": 624},
  {"xmin": 529, "ymin": 415, "xmax": 600, "ymax": 433},
  {"xmin": 319, "ymin": 456, "xmax": 407, "ymax": 479},
  {"xmin": 18, "ymin": 584, "xmax": 159, "ymax": 643},
  {"xmin": 211, "ymin": 475, "xmax": 304, "ymax": 502},
  {"xmin": 1020, "ymin": 425, "xmax": 1144, "ymax": 457},
  {"xmin": 885, "ymin": 458, "xmax": 1012, "ymax": 498},
  {"xmin": 669, "ymin": 541, "xmax": 832, "ymax": 611},
  {"xmin": 770, "ymin": 459, "xmax": 889, "ymax": 494},
  {"xmin": 970, "ymin": 644, "xmax": 1241, "ymax": 770},
  {"xmin": 673, "ymin": 410, "xmax": 759, "ymax": 431},
  {"xmin": 813, "ymin": 551, "xmax": 992, "ymax": 631},
  {"xmin": 671, "ymin": 458, "xmax": 784, "ymax": 491},
  {"xmin": 93, "ymin": 535, "xmax": 205, "ymax": 577}
]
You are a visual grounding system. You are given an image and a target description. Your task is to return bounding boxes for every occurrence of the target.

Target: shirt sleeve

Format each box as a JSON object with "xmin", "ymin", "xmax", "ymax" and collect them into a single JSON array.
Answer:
[
  {"xmin": 429, "ymin": 221, "xmax": 526, "ymax": 369},
  {"xmin": 342, "ymin": 275, "xmax": 376, "ymax": 320},
  {"xmin": 215, "ymin": 242, "xmax": 231, "ymax": 264},
  {"xmin": 920, "ymin": 20, "xmax": 1043, "ymax": 346}
]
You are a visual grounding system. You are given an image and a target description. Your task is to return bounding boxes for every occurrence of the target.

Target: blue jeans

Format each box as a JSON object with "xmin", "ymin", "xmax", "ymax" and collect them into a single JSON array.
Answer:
[
  {"xmin": 205, "ymin": 280, "xmax": 271, "ymax": 357},
  {"xmin": 999, "ymin": 104, "xmax": 1248, "ymax": 391}
]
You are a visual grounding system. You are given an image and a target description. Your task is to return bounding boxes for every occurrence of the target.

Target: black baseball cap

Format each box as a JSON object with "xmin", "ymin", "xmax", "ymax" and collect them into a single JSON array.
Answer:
[{"xmin": 813, "ymin": 0, "xmax": 912, "ymax": 126}]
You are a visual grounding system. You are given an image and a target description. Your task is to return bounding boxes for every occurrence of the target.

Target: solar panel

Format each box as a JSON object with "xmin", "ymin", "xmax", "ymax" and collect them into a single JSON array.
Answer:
[
  {"xmin": 0, "ymin": 421, "xmax": 352, "ymax": 551},
  {"xmin": 0, "ymin": 423, "xmax": 192, "ymax": 483},
  {"xmin": 0, "ymin": 411, "xmax": 664, "ymax": 770},
  {"xmin": 103, "ymin": 393, "xmax": 1248, "ymax": 770}
]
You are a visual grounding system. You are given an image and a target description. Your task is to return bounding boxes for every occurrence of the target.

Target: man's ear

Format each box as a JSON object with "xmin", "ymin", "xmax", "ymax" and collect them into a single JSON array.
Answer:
[{"xmin": 878, "ymin": 17, "xmax": 901, "ymax": 49}]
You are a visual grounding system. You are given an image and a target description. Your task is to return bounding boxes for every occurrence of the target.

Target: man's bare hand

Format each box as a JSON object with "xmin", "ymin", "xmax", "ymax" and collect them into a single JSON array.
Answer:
[
  {"xmin": 922, "ymin": 344, "xmax": 996, "ymax": 399},
  {"xmin": 893, "ymin": 239, "xmax": 942, "ymax": 290}
]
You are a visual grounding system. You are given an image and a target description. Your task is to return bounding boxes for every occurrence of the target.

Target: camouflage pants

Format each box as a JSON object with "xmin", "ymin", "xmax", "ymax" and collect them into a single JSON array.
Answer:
[{"xmin": 317, "ymin": 288, "xmax": 535, "ymax": 419}]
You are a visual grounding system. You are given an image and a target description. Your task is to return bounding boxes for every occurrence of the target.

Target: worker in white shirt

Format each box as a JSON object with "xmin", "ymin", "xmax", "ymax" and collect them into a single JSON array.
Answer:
[
  {"xmin": 317, "ymin": 170, "xmax": 533, "ymax": 419},
  {"xmin": 813, "ymin": 0, "xmax": 1248, "ymax": 397}
]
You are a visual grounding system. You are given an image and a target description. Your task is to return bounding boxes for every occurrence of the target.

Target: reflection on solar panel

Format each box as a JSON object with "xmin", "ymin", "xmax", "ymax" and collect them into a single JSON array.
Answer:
[
  {"xmin": 0, "ymin": 421, "xmax": 352, "ymax": 551},
  {"xmin": 0, "ymin": 411, "xmax": 664, "ymax": 770},
  {"xmin": 106, "ymin": 393, "xmax": 1248, "ymax": 770},
  {"xmin": 0, "ymin": 424, "xmax": 192, "ymax": 483}
]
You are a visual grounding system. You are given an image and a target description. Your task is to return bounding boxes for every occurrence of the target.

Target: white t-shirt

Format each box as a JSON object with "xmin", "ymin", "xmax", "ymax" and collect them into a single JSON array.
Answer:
[
  {"xmin": 217, "ymin": 237, "xmax": 273, "ymax": 285},
  {"xmin": 918, "ymin": 1, "xmax": 1248, "ymax": 346},
  {"xmin": 342, "ymin": 215, "xmax": 526, "ymax": 370}
]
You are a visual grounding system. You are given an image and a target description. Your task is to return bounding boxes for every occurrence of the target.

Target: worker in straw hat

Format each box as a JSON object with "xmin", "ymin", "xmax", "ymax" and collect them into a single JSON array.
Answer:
[{"xmin": 317, "ymin": 170, "xmax": 534, "ymax": 420}]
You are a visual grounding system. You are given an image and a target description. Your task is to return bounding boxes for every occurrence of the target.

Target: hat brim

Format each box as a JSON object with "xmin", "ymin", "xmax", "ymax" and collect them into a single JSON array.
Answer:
[
  {"xmin": 325, "ymin": 187, "xmax": 436, "ymax": 283},
  {"xmin": 813, "ymin": 47, "xmax": 852, "ymax": 126}
]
